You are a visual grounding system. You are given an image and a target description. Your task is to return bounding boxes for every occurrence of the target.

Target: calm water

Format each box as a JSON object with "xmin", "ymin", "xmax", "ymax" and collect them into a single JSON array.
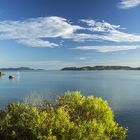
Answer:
[{"xmin": 0, "ymin": 70, "xmax": 140, "ymax": 139}]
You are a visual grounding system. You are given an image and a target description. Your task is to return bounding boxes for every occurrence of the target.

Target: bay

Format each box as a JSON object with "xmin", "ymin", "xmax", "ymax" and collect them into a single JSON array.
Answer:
[{"xmin": 0, "ymin": 70, "xmax": 140, "ymax": 139}]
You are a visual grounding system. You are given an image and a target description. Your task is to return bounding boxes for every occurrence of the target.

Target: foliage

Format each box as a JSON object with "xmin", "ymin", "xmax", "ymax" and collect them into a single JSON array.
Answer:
[
  {"xmin": 24, "ymin": 91, "xmax": 44, "ymax": 107},
  {"xmin": 0, "ymin": 91, "xmax": 127, "ymax": 140},
  {"xmin": 0, "ymin": 71, "xmax": 4, "ymax": 76}
]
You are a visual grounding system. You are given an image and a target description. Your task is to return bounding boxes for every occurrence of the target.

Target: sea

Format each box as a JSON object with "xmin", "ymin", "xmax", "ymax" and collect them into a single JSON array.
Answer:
[{"xmin": 0, "ymin": 70, "xmax": 140, "ymax": 139}]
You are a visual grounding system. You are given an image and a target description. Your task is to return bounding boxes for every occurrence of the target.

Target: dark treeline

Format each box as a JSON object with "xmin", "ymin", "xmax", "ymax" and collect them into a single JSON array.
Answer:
[{"xmin": 61, "ymin": 66, "xmax": 140, "ymax": 71}]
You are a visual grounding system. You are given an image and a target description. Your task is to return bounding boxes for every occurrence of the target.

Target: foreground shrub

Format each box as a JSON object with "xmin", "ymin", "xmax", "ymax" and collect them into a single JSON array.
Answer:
[{"xmin": 0, "ymin": 91, "xmax": 127, "ymax": 140}]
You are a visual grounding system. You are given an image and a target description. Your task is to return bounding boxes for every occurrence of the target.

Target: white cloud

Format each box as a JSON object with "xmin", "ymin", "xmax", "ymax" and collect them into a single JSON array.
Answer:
[
  {"xmin": 2, "ymin": 59, "xmax": 140, "ymax": 70},
  {"xmin": 80, "ymin": 19, "xmax": 120, "ymax": 32},
  {"xmin": 18, "ymin": 39, "xmax": 58, "ymax": 48},
  {"xmin": 74, "ymin": 45, "xmax": 140, "ymax": 52},
  {"xmin": 118, "ymin": 0, "xmax": 140, "ymax": 9},
  {"xmin": 1, "ymin": 17, "xmax": 140, "ymax": 49},
  {"xmin": 75, "ymin": 57, "xmax": 87, "ymax": 60},
  {"xmin": 0, "ymin": 16, "xmax": 81, "ymax": 47},
  {"xmin": 79, "ymin": 19, "xmax": 140, "ymax": 42},
  {"xmin": 79, "ymin": 57, "xmax": 87, "ymax": 60},
  {"xmin": 0, "ymin": 60, "xmax": 91, "ymax": 70}
]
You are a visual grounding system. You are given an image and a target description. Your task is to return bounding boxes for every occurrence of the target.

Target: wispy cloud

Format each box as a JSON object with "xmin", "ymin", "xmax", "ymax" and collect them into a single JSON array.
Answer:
[
  {"xmin": 80, "ymin": 19, "xmax": 121, "ymax": 32},
  {"xmin": 0, "ymin": 60, "xmax": 93, "ymax": 70},
  {"xmin": 2, "ymin": 59, "xmax": 140, "ymax": 70},
  {"xmin": 74, "ymin": 45, "xmax": 140, "ymax": 52},
  {"xmin": 18, "ymin": 39, "xmax": 58, "ymax": 48},
  {"xmin": 1, "ymin": 16, "xmax": 140, "ymax": 50},
  {"xmin": 118, "ymin": 0, "xmax": 140, "ymax": 9},
  {"xmin": 79, "ymin": 19, "xmax": 140, "ymax": 42},
  {"xmin": 75, "ymin": 57, "xmax": 88, "ymax": 60},
  {"xmin": 0, "ymin": 16, "xmax": 81, "ymax": 47}
]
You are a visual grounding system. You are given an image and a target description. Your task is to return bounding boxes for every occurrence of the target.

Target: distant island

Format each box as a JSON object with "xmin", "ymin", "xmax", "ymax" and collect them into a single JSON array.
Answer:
[
  {"xmin": 61, "ymin": 66, "xmax": 140, "ymax": 71},
  {"xmin": 0, "ymin": 67, "xmax": 45, "ymax": 71}
]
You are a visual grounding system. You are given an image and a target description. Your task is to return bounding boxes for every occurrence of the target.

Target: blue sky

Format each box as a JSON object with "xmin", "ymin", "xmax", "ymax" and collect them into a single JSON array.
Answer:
[{"xmin": 0, "ymin": 0, "xmax": 140, "ymax": 69}]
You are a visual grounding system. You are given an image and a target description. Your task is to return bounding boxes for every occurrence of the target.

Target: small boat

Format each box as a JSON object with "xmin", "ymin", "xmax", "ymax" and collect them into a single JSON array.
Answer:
[{"xmin": 8, "ymin": 75, "xmax": 14, "ymax": 80}]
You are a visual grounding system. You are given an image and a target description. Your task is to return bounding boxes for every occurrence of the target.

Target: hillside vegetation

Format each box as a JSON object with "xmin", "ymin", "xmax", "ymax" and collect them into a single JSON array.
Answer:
[{"xmin": 61, "ymin": 66, "xmax": 140, "ymax": 71}]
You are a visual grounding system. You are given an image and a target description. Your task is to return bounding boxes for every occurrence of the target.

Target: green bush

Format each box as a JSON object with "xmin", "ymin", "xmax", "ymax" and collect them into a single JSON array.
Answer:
[
  {"xmin": 0, "ymin": 91, "xmax": 127, "ymax": 140},
  {"xmin": 0, "ymin": 71, "xmax": 4, "ymax": 76}
]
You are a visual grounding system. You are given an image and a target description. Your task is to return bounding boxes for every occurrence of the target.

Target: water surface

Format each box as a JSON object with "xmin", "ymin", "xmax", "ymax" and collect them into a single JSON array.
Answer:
[{"xmin": 0, "ymin": 70, "xmax": 140, "ymax": 139}]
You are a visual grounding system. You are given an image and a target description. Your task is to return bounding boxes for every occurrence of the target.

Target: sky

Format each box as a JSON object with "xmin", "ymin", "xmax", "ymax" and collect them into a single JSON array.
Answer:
[{"xmin": 0, "ymin": 0, "xmax": 140, "ymax": 69}]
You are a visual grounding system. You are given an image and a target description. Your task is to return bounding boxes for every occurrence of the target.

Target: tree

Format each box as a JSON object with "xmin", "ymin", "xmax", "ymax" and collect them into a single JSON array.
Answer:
[
  {"xmin": 0, "ymin": 71, "xmax": 4, "ymax": 76},
  {"xmin": 0, "ymin": 91, "xmax": 127, "ymax": 140}
]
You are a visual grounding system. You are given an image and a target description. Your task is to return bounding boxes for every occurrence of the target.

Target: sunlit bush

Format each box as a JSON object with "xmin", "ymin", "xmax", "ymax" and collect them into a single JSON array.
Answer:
[
  {"xmin": 0, "ymin": 71, "xmax": 4, "ymax": 76},
  {"xmin": 0, "ymin": 91, "xmax": 127, "ymax": 140}
]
